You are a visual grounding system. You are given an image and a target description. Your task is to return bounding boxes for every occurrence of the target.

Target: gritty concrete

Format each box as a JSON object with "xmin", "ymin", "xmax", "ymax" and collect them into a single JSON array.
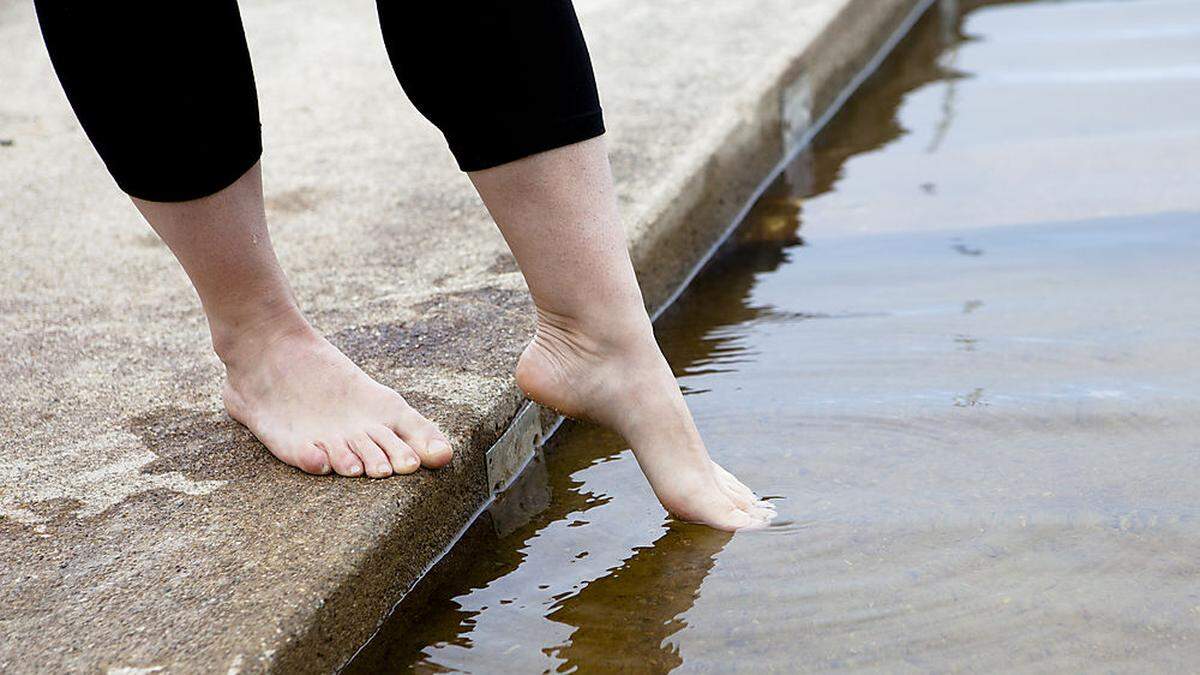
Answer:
[{"xmin": 0, "ymin": 0, "xmax": 925, "ymax": 671}]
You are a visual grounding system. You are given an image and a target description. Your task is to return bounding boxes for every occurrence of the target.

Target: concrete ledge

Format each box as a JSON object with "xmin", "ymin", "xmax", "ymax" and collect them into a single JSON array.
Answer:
[{"xmin": 0, "ymin": 0, "xmax": 927, "ymax": 672}]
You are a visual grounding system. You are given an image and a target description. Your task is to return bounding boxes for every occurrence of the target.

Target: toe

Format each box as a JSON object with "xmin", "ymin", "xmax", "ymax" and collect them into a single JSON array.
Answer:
[
  {"xmin": 667, "ymin": 484, "xmax": 774, "ymax": 531},
  {"xmin": 416, "ymin": 436, "xmax": 454, "ymax": 469},
  {"xmin": 368, "ymin": 426, "xmax": 421, "ymax": 475},
  {"xmin": 735, "ymin": 496, "xmax": 777, "ymax": 517},
  {"xmin": 718, "ymin": 481, "xmax": 755, "ymax": 511},
  {"xmin": 723, "ymin": 478, "xmax": 756, "ymax": 502},
  {"xmin": 712, "ymin": 462, "xmax": 756, "ymax": 499},
  {"xmin": 713, "ymin": 480, "xmax": 775, "ymax": 521},
  {"xmin": 293, "ymin": 443, "xmax": 331, "ymax": 475},
  {"xmin": 730, "ymin": 500, "xmax": 775, "ymax": 529},
  {"xmin": 349, "ymin": 432, "xmax": 393, "ymax": 478},
  {"xmin": 392, "ymin": 407, "xmax": 453, "ymax": 469},
  {"xmin": 321, "ymin": 440, "xmax": 364, "ymax": 477},
  {"xmin": 748, "ymin": 503, "xmax": 777, "ymax": 521},
  {"xmin": 710, "ymin": 504, "xmax": 768, "ymax": 532},
  {"xmin": 741, "ymin": 512, "xmax": 773, "ymax": 530}
]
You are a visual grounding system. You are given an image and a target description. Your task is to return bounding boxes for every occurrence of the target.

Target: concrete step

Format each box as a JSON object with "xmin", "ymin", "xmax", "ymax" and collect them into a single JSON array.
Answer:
[{"xmin": 0, "ymin": 0, "xmax": 931, "ymax": 671}]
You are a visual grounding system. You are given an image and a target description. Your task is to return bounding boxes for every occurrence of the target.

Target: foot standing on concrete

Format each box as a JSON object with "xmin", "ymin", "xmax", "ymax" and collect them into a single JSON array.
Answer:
[{"xmin": 34, "ymin": 1, "xmax": 774, "ymax": 530}]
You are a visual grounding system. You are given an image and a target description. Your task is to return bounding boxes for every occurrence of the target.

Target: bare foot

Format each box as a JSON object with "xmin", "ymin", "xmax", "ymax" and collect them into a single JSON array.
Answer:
[
  {"xmin": 218, "ymin": 322, "xmax": 452, "ymax": 477},
  {"xmin": 515, "ymin": 308, "xmax": 775, "ymax": 531}
]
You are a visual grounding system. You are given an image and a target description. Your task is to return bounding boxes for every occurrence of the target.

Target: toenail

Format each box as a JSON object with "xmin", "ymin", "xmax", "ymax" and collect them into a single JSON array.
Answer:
[
  {"xmin": 375, "ymin": 464, "xmax": 390, "ymax": 475},
  {"xmin": 349, "ymin": 465, "xmax": 362, "ymax": 475},
  {"xmin": 402, "ymin": 455, "xmax": 419, "ymax": 469},
  {"xmin": 430, "ymin": 439, "xmax": 451, "ymax": 455}
]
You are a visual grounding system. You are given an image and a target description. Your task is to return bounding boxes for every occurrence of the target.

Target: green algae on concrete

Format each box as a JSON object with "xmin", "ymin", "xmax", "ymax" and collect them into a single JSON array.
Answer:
[{"xmin": 0, "ymin": 0, "xmax": 926, "ymax": 671}]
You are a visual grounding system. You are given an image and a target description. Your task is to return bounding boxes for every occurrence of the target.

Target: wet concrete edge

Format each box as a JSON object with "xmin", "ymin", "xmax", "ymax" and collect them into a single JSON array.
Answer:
[{"xmin": 266, "ymin": 0, "xmax": 936, "ymax": 672}]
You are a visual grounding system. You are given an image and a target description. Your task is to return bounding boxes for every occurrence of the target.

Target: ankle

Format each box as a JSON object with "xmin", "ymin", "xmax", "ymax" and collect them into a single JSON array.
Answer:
[
  {"xmin": 525, "ymin": 302, "xmax": 671, "ymax": 407},
  {"xmin": 520, "ymin": 303, "xmax": 686, "ymax": 442},
  {"xmin": 532, "ymin": 299, "xmax": 654, "ymax": 355},
  {"xmin": 208, "ymin": 297, "xmax": 315, "ymax": 369}
]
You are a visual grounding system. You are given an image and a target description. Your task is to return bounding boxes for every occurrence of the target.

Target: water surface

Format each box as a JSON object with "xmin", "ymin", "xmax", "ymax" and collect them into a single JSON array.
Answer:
[{"xmin": 351, "ymin": 1, "xmax": 1200, "ymax": 671}]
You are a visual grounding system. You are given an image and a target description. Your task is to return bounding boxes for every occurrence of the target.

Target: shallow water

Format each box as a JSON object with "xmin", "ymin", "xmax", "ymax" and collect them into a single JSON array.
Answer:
[{"xmin": 350, "ymin": 1, "xmax": 1200, "ymax": 671}]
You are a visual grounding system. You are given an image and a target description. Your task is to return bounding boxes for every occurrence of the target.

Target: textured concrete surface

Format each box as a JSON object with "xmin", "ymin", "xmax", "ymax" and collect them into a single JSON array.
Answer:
[{"xmin": 0, "ymin": 0, "xmax": 923, "ymax": 671}]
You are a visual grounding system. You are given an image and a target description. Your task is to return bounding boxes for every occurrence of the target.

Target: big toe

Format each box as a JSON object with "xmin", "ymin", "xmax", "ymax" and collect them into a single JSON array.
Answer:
[
  {"xmin": 712, "ymin": 461, "xmax": 757, "ymax": 500},
  {"xmin": 704, "ymin": 503, "xmax": 772, "ymax": 532},
  {"xmin": 393, "ymin": 407, "xmax": 453, "ymax": 468}
]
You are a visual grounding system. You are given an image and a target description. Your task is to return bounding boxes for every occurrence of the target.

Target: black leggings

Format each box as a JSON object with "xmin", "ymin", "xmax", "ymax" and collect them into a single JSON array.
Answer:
[{"xmin": 34, "ymin": 1, "xmax": 604, "ymax": 202}]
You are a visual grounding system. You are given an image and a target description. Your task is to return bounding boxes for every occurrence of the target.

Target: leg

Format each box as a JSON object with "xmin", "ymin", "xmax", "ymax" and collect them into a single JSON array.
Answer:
[
  {"xmin": 36, "ymin": 1, "xmax": 451, "ymax": 476},
  {"xmin": 474, "ymin": 139, "xmax": 774, "ymax": 531},
  {"xmin": 135, "ymin": 164, "xmax": 452, "ymax": 477},
  {"xmin": 377, "ymin": 0, "xmax": 772, "ymax": 529}
]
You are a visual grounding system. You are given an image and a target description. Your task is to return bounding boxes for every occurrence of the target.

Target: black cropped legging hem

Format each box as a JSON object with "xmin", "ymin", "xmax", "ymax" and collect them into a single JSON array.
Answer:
[{"xmin": 34, "ymin": 0, "xmax": 604, "ymax": 203}]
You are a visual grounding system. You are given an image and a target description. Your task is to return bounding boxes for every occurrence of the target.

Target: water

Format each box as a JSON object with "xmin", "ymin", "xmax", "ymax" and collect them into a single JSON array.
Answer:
[{"xmin": 349, "ymin": 1, "xmax": 1200, "ymax": 671}]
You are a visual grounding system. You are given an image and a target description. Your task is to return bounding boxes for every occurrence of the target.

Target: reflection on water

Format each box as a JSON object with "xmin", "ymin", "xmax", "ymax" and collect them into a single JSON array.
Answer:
[
  {"xmin": 349, "ymin": 0, "xmax": 1200, "ymax": 671},
  {"xmin": 546, "ymin": 524, "xmax": 730, "ymax": 673}
]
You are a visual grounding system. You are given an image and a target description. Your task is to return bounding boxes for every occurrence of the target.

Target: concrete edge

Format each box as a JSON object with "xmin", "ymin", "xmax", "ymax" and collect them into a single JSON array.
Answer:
[
  {"xmin": 270, "ymin": 1, "xmax": 934, "ymax": 671},
  {"xmin": 486, "ymin": 401, "xmax": 564, "ymax": 496}
]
